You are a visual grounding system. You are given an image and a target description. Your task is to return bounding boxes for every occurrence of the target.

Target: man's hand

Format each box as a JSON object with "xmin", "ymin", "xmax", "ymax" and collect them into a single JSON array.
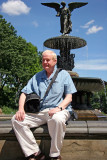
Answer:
[
  {"xmin": 48, "ymin": 107, "xmax": 60, "ymax": 117},
  {"xmin": 15, "ymin": 109, "xmax": 25, "ymax": 121},
  {"xmin": 15, "ymin": 93, "xmax": 26, "ymax": 121},
  {"xmin": 48, "ymin": 94, "xmax": 72, "ymax": 117}
]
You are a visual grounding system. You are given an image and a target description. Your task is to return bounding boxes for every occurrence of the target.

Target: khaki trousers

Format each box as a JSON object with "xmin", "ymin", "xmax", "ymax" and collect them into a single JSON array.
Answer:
[{"xmin": 11, "ymin": 108, "xmax": 70, "ymax": 157}]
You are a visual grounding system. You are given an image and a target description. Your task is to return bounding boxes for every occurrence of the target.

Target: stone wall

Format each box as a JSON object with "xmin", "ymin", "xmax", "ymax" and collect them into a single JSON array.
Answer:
[
  {"xmin": 0, "ymin": 139, "xmax": 107, "ymax": 160},
  {"xmin": 0, "ymin": 120, "xmax": 107, "ymax": 160}
]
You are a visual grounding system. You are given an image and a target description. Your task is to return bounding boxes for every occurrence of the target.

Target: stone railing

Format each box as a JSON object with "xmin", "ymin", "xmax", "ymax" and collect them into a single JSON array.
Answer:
[{"xmin": 0, "ymin": 117, "xmax": 107, "ymax": 160}]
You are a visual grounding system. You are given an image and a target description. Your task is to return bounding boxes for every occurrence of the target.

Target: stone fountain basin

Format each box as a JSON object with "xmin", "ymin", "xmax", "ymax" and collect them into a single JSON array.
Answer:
[
  {"xmin": 72, "ymin": 77, "xmax": 105, "ymax": 92},
  {"xmin": 67, "ymin": 71, "xmax": 105, "ymax": 92},
  {"xmin": 44, "ymin": 35, "xmax": 87, "ymax": 49}
]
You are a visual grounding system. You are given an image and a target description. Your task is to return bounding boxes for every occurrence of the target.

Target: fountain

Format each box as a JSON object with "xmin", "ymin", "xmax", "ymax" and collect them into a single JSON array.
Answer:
[
  {"xmin": 0, "ymin": 2, "xmax": 107, "ymax": 160},
  {"xmin": 41, "ymin": 1, "xmax": 107, "ymax": 120}
]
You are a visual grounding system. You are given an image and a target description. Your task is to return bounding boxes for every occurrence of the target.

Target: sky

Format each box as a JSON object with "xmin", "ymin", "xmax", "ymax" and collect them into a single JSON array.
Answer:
[{"xmin": 0, "ymin": 0, "xmax": 107, "ymax": 82}]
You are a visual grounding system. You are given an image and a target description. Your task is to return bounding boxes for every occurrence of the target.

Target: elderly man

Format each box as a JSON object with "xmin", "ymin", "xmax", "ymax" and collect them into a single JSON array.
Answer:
[{"xmin": 11, "ymin": 50, "xmax": 77, "ymax": 160}]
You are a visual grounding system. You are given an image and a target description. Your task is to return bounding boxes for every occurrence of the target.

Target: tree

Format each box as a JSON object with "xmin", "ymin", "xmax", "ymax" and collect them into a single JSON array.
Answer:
[
  {"xmin": 90, "ymin": 84, "xmax": 107, "ymax": 114},
  {"xmin": 0, "ymin": 15, "xmax": 42, "ymax": 108}
]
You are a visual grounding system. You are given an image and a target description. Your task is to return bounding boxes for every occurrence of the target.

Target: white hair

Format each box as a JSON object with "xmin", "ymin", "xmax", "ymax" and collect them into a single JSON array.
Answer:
[{"xmin": 42, "ymin": 50, "xmax": 57, "ymax": 60}]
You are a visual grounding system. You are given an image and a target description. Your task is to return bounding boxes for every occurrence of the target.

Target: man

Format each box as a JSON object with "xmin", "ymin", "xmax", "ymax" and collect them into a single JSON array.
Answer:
[{"xmin": 11, "ymin": 50, "xmax": 77, "ymax": 160}]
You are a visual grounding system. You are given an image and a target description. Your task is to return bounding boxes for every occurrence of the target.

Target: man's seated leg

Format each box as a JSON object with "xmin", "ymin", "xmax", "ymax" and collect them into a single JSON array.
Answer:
[
  {"xmin": 11, "ymin": 113, "xmax": 47, "ymax": 158},
  {"xmin": 47, "ymin": 109, "xmax": 70, "ymax": 159}
]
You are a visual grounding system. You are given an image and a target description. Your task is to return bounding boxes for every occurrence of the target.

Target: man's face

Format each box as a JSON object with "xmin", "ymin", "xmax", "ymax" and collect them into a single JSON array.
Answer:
[{"xmin": 42, "ymin": 53, "xmax": 57, "ymax": 73}]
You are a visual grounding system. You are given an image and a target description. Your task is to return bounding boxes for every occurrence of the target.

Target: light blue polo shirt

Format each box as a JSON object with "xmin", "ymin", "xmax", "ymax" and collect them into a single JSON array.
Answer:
[{"xmin": 21, "ymin": 67, "xmax": 77, "ymax": 112}]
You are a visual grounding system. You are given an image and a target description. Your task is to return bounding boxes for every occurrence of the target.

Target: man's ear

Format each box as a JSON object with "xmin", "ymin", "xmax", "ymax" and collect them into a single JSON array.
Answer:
[{"xmin": 55, "ymin": 59, "xmax": 57, "ymax": 65}]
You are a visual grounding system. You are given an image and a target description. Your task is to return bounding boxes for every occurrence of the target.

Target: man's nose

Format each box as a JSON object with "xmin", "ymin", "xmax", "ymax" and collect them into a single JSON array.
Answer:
[{"xmin": 44, "ymin": 60, "xmax": 47, "ymax": 63}]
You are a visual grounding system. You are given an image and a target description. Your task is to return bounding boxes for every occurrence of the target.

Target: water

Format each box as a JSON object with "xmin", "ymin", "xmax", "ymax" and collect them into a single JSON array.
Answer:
[
  {"xmin": 86, "ymin": 45, "xmax": 89, "ymax": 60},
  {"xmin": 102, "ymin": 80, "xmax": 107, "ymax": 104}
]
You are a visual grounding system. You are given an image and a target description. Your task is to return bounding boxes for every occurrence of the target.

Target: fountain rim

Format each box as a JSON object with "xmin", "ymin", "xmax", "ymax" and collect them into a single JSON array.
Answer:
[
  {"xmin": 44, "ymin": 35, "xmax": 87, "ymax": 50},
  {"xmin": 72, "ymin": 77, "xmax": 105, "ymax": 92}
]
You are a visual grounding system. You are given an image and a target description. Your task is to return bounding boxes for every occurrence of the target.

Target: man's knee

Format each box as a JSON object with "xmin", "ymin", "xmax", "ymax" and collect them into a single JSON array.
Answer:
[
  {"xmin": 51, "ymin": 114, "xmax": 63, "ymax": 124},
  {"xmin": 11, "ymin": 115, "xmax": 22, "ymax": 129},
  {"xmin": 11, "ymin": 115, "xmax": 16, "ymax": 125}
]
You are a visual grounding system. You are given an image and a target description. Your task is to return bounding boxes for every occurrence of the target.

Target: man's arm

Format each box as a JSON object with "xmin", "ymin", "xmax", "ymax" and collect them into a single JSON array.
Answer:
[
  {"xmin": 48, "ymin": 94, "xmax": 72, "ymax": 117},
  {"xmin": 15, "ymin": 93, "xmax": 26, "ymax": 121},
  {"xmin": 57, "ymin": 93, "xmax": 72, "ymax": 110}
]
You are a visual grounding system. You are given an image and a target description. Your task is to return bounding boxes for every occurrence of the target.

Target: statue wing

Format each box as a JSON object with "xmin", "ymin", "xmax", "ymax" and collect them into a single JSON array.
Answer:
[
  {"xmin": 68, "ymin": 2, "xmax": 88, "ymax": 12},
  {"xmin": 41, "ymin": 2, "xmax": 60, "ymax": 12}
]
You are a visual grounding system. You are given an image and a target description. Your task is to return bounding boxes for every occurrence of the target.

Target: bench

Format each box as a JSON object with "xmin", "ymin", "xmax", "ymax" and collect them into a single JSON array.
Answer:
[{"xmin": 0, "ymin": 117, "xmax": 107, "ymax": 160}]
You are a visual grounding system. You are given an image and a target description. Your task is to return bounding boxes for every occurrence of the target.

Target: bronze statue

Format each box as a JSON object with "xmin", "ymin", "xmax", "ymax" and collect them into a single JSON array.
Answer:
[{"xmin": 41, "ymin": 1, "xmax": 88, "ymax": 35}]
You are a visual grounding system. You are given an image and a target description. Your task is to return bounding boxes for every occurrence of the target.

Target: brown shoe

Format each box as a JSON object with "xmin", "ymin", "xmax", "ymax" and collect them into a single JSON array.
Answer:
[
  {"xmin": 49, "ymin": 155, "xmax": 62, "ymax": 160},
  {"xmin": 36, "ymin": 153, "xmax": 45, "ymax": 160},
  {"xmin": 26, "ymin": 153, "xmax": 45, "ymax": 160}
]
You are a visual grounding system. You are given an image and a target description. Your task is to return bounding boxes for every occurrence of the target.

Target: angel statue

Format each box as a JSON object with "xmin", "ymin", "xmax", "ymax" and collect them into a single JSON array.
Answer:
[{"xmin": 41, "ymin": 1, "xmax": 88, "ymax": 35}]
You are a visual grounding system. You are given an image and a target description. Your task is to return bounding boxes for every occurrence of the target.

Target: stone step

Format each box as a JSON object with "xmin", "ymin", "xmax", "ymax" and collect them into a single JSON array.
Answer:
[{"xmin": 0, "ymin": 118, "xmax": 107, "ymax": 160}]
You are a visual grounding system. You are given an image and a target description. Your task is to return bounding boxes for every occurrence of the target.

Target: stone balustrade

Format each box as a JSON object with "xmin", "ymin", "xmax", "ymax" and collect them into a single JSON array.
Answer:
[{"xmin": 0, "ymin": 117, "xmax": 107, "ymax": 160}]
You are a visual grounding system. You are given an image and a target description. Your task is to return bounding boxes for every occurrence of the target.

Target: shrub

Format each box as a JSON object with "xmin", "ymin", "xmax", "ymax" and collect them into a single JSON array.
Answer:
[{"xmin": 1, "ymin": 106, "xmax": 17, "ymax": 114}]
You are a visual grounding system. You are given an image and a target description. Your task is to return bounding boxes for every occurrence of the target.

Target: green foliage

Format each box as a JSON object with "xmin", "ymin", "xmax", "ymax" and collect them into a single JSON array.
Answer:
[
  {"xmin": 90, "ymin": 85, "xmax": 107, "ymax": 113},
  {"xmin": 0, "ymin": 85, "xmax": 16, "ymax": 107},
  {"xmin": 1, "ymin": 106, "xmax": 17, "ymax": 114},
  {"xmin": 0, "ymin": 15, "xmax": 42, "ymax": 110}
]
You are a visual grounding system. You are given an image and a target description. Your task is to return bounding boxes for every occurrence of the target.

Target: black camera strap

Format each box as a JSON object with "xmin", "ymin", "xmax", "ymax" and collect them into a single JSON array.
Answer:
[{"xmin": 42, "ymin": 68, "xmax": 62, "ymax": 100}]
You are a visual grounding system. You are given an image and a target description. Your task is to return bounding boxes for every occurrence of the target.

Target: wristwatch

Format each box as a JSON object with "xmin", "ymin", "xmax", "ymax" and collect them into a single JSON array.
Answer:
[{"xmin": 58, "ymin": 106, "xmax": 63, "ymax": 111}]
